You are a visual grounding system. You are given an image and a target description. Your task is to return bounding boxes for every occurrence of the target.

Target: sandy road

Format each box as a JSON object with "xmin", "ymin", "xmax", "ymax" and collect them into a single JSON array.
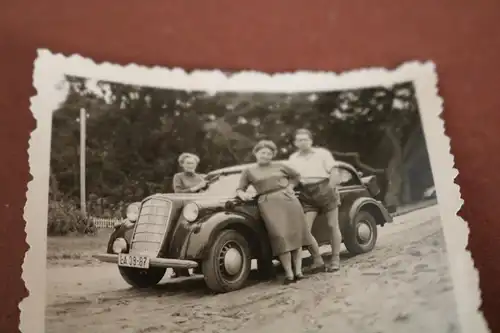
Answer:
[{"xmin": 45, "ymin": 205, "xmax": 460, "ymax": 333}]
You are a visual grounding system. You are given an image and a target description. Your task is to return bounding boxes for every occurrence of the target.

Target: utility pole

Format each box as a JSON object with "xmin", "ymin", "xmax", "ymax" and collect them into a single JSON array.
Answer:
[{"xmin": 79, "ymin": 107, "xmax": 87, "ymax": 218}]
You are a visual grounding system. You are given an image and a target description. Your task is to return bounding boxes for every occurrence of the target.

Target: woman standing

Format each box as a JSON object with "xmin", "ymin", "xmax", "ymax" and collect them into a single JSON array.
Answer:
[
  {"xmin": 236, "ymin": 140, "xmax": 311, "ymax": 285},
  {"xmin": 172, "ymin": 152, "xmax": 207, "ymax": 193}
]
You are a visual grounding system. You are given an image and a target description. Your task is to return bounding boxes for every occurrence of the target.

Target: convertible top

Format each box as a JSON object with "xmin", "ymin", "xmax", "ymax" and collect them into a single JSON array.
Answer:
[{"xmin": 207, "ymin": 159, "xmax": 358, "ymax": 176}]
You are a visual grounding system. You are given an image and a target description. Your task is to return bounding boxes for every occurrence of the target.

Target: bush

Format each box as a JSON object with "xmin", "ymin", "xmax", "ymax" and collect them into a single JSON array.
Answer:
[{"xmin": 47, "ymin": 200, "xmax": 97, "ymax": 236}]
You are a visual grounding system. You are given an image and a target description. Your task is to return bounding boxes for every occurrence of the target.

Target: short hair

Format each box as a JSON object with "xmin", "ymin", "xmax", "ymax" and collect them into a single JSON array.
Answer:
[
  {"xmin": 252, "ymin": 140, "xmax": 278, "ymax": 157},
  {"xmin": 178, "ymin": 152, "xmax": 200, "ymax": 165},
  {"xmin": 294, "ymin": 128, "xmax": 313, "ymax": 140}
]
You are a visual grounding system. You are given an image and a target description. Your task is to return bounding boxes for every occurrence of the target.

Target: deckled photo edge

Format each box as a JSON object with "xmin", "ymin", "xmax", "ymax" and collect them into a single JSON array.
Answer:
[
  {"xmin": 411, "ymin": 68, "xmax": 488, "ymax": 333},
  {"xmin": 20, "ymin": 48, "xmax": 489, "ymax": 333}
]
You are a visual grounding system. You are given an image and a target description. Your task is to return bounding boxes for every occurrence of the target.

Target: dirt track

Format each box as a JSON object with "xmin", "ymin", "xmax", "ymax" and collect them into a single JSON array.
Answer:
[{"xmin": 45, "ymin": 206, "xmax": 460, "ymax": 333}]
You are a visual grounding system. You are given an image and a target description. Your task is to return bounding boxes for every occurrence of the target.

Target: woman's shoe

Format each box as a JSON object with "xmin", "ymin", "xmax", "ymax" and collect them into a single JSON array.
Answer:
[{"xmin": 283, "ymin": 277, "xmax": 296, "ymax": 285}]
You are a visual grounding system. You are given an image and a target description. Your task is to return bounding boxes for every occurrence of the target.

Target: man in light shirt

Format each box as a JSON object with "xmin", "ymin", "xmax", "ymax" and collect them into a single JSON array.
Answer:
[{"xmin": 288, "ymin": 128, "xmax": 342, "ymax": 272}]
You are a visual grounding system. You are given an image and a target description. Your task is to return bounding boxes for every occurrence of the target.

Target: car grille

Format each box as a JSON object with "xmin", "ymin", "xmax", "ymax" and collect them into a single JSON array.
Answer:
[{"xmin": 129, "ymin": 197, "xmax": 172, "ymax": 256}]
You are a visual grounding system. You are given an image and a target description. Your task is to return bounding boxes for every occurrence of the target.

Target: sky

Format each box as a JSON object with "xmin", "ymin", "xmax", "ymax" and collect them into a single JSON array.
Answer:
[{"xmin": 52, "ymin": 77, "xmax": 112, "ymax": 112}]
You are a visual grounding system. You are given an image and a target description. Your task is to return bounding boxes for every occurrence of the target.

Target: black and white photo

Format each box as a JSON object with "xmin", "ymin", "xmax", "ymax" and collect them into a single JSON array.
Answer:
[{"xmin": 22, "ymin": 50, "xmax": 488, "ymax": 333}]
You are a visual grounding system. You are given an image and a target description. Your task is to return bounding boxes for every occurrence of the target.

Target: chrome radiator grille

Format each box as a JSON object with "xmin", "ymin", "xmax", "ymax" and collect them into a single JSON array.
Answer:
[{"xmin": 129, "ymin": 197, "xmax": 172, "ymax": 256}]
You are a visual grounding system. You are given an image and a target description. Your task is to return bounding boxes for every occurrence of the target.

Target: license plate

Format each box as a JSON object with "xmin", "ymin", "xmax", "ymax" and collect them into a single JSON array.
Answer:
[{"xmin": 118, "ymin": 254, "xmax": 150, "ymax": 269}]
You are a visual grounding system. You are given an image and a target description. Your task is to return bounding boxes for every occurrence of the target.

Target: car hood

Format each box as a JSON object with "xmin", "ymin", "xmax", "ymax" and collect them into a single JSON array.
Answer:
[{"xmin": 142, "ymin": 193, "xmax": 235, "ymax": 209}]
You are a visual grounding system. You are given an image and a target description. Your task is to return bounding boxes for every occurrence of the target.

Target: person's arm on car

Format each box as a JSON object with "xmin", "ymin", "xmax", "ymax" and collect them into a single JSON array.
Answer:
[
  {"xmin": 280, "ymin": 163, "xmax": 301, "ymax": 188},
  {"xmin": 322, "ymin": 149, "xmax": 341, "ymax": 187},
  {"xmin": 189, "ymin": 177, "xmax": 207, "ymax": 192},
  {"xmin": 172, "ymin": 173, "xmax": 195, "ymax": 193},
  {"xmin": 236, "ymin": 169, "xmax": 254, "ymax": 201}
]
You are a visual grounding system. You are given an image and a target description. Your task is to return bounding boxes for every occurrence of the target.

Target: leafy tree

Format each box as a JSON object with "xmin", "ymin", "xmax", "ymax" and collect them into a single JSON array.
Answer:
[{"xmin": 49, "ymin": 76, "xmax": 434, "ymax": 218}]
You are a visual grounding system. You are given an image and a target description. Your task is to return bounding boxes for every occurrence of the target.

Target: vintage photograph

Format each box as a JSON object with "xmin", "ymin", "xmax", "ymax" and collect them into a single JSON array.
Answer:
[{"xmin": 23, "ymin": 51, "xmax": 487, "ymax": 333}]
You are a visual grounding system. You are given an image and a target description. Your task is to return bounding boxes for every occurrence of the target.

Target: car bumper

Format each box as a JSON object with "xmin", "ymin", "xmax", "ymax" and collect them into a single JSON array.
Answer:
[{"xmin": 93, "ymin": 254, "xmax": 198, "ymax": 269}]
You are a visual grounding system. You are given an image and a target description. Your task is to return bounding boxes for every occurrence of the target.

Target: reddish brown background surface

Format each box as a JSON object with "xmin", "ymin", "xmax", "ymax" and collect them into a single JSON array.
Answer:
[{"xmin": 1, "ymin": 1, "xmax": 499, "ymax": 332}]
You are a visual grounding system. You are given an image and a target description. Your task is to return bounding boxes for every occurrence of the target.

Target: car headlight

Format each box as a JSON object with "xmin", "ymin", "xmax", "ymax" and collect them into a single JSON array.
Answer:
[
  {"xmin": 126, "ymin": 203, "xmax": 140, "ymax": 222},
  {"xmin": 182, "ymin": 202, "xmax": 199, "ymax": 222},
  {"xmin": 112, "ymin": 237, "xmax": 127, "ymax": 254}
]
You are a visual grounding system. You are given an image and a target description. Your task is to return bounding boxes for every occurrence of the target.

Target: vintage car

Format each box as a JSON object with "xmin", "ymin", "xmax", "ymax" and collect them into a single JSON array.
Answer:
[{"xmin": 94, "ymin": 160, "xmax": 393, "ymax": 293}]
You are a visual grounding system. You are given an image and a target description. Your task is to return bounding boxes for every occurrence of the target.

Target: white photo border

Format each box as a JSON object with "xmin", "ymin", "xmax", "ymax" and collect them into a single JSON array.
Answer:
[{"xmin": 22, "ymin": 48, "xmax": 489, "ymax": 333}]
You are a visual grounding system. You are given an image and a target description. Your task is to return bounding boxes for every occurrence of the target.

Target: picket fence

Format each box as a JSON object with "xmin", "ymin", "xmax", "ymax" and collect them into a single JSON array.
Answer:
[{"xmin": 90, "ymin": 216, "xmax": 121, "ymax": 229}]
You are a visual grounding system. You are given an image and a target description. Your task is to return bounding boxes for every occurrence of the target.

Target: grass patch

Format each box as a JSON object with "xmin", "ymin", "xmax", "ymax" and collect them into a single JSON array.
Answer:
[{"xmin": 47, "ymin": 228, "xmax": 113, "ymax": 261}]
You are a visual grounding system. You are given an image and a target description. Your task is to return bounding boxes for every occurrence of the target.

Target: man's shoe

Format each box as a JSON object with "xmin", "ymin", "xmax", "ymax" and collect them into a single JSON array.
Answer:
[
  {"xmin": 325, "ymin": 257, "xmax": 340, "ymax": 273},
  {"xmin": 325, "ymin": 266, "xmax": 339, "ymax": 273},
  {"xmin": 307, "ymin": 263, "xmax": 325, "ymax": 274}
]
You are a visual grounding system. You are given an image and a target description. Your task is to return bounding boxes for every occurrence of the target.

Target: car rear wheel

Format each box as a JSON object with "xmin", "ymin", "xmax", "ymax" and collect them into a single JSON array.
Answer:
[
  {"xmin": 343, "ymin": 210, "xmax": 378, "ymax": 255},
  {"xmin": 119, "ymin": 267, "xmax": 166, "ymax": 288},
  {"xmin": 202, "ymin": 229, "xmax": 251, "ymax": 293}
]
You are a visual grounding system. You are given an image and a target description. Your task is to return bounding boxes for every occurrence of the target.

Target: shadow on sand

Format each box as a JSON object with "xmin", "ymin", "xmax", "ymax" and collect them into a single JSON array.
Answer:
[{"xmin": 143, "ymin": 251, "xmax": 353, "ymax": 297}]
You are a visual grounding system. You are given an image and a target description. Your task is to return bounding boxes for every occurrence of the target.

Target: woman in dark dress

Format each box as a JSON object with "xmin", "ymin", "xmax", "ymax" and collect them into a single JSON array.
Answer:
[
  {"xmin": 172, "ymin": 153, "xmax": 207, "ymax": 193},
  {"xmin": 236, "ymin": 140, "xmax": 311, "ymax": 284}
]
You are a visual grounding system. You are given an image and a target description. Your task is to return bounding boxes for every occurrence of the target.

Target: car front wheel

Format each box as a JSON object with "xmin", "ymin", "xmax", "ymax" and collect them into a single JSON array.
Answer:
[
  {"xmin": 119, "ymin": 266, "xmax": 166, "ymax": 288},
  {"xmin": 202, "ymin": 229, "xmax": 251, "ymax": 293},
  {"xmin": 343, "ymin": 210, "xmax": 378, "ymax": 255}
]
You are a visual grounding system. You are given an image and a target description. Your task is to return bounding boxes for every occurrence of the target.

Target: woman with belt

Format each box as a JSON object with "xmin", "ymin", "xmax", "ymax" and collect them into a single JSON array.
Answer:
[{"xmin": 236, "ymin": 140, "xmax": 311, "ymax": 285}]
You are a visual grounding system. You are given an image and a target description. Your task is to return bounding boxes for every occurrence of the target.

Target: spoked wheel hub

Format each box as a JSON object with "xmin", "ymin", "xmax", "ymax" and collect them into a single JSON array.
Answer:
[
  {"xmin": 219, "ymin": 241, "xmax": 244, "ymax": 278},
  {"xmin": 344, "ymin": 211, "xmax": 378, "ymax": 255},
  {"xmin": 356, "ymin": 220, "xmax": 373, "ymax": 244}
]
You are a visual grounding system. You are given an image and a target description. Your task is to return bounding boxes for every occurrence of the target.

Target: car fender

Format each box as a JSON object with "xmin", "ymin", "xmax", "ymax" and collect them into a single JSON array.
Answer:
[
  {"xmin": 184, "ymin": 211, "xmax": 271, "ymax": 260},
  {"xmin": 348, "ymin": 197, "xmax": 393, "ymax": 226},
  {"xmin": 106, "ymin": 223, "xmax": 135, "ymax": 254}
]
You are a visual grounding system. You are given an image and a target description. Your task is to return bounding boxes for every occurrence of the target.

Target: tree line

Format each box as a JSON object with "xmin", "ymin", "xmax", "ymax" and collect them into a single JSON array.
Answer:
[{"xmin": 49, "ymin": 76, "xmax": 434, "ymax": 215}]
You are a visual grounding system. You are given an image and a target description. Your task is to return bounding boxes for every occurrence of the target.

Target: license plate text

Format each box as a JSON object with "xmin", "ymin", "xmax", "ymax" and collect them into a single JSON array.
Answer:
[{"xmin": 118, "ymin": 254, "xmax": 150, "ymax": 269}]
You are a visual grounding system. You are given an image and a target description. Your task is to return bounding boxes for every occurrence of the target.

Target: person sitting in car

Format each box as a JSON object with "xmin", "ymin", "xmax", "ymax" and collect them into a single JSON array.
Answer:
[
  {"xmin": 172, "ymin": 152, "xmax": 207, "ymax": 193},
  {"xmin": 170, "ymin": 152, "xmax": 206, "ymax": 278}
]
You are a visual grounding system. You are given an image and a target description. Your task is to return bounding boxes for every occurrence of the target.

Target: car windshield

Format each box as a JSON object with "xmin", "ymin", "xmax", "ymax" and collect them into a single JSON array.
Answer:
[
  {"xmin": 203, "ymin": 173, "xmax": 257, "ymax": 197},
  {"xmin": 202, "ymin": 166, "xmax": 359, "ymax": 196},
  {"xmin": 200, "ymin": 165, "xmax": 359, "ymax": 196}
]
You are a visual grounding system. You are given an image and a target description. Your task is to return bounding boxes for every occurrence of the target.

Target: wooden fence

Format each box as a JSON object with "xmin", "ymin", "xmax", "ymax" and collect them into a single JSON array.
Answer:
[{"xmin": 90, "ymin": 216, "xmax": 121, "ymax": 229}]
